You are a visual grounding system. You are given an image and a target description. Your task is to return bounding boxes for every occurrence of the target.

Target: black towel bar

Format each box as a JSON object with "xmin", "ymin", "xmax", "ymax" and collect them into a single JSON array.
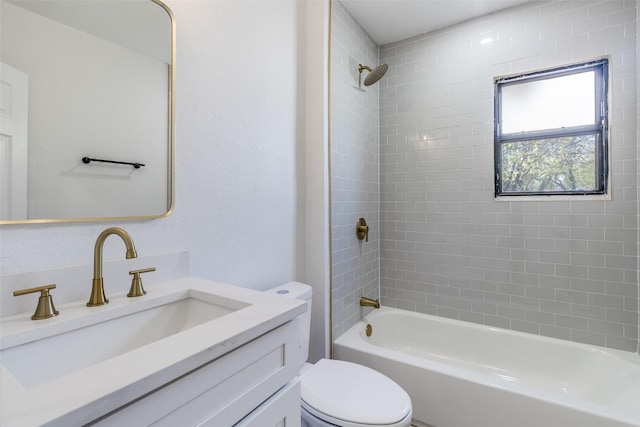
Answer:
[{"xmin": 82, "ymin": 157, "xmax": 145, "ymax": 169}]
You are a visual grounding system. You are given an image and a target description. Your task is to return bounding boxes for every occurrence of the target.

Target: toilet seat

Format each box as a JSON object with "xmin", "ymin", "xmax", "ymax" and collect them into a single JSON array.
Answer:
[{"xmin": 300, "ymin": 359, "xmax": 412, "ymax": 427}]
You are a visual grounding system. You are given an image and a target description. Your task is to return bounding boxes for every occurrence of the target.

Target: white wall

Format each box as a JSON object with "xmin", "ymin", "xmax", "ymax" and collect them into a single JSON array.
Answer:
[
  {"xmin": 0, "ymin": 0, "xmax": 330, "ymax": 360},
  {"xmin": 169, "ymin": 0, "xmax": 305, "ymax": 286},
  {"xmin": 304, "ymin": 0, "xmax": 332, "ymax": 361}
]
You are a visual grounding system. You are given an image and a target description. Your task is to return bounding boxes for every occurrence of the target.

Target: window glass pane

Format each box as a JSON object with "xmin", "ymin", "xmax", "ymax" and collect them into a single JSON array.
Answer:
[
  {"xmin": 501, "ymin": 71, "xmax": 595, "ymax": 134},
  {"xmin": 500, "ymin": 135, "xmax": 597, "ymax": 193}
]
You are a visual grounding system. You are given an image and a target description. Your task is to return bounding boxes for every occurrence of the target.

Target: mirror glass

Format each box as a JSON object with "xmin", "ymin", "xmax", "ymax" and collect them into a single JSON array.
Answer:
[{"xmin": 0, "ymin": 0, "xmax": 175, "ymax": 224}]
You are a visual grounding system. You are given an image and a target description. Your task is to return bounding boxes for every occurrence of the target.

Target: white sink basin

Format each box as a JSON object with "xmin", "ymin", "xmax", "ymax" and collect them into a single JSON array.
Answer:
[{"xmin": 1, "ymin": 289, "xmax": 248, "ymax": 389}]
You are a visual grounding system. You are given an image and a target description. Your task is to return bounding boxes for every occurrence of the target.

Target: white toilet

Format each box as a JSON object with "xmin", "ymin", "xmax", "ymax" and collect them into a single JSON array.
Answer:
[{"xmin": 266, "ymin": 282, "xmax": 413, "ymax": 427}]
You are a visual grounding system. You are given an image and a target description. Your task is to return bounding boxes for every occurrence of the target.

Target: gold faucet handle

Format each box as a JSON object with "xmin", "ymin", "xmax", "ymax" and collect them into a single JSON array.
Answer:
[
  {"xmin": 13, "ymin": 284, "xmax": 60, "ymax": 320},
  {"xmin": 127, "ymin": 267, "xmax": 156, "ymax": 297},
  {"xmin": 356, "ymin": 217, "xmax": 369, "ymax": 242}
]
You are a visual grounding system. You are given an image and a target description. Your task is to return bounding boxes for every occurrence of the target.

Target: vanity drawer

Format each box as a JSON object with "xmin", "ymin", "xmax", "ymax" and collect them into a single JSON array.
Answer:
[
  {"xmin": 234, "ymin": 378, "xmax": 300, "ymax": 427},
  {"xmin": 93, "ymin": 320, "xmax": 299, "ymax": 426}
]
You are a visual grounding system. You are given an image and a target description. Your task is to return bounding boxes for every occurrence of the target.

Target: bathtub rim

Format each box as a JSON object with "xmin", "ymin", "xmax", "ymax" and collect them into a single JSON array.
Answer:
[
  {"xmin": 334, "ymin": 307, "xmax": 640, "ymax": 427},
  {"xmin": 353, "ymin": 307, "xmax": 640, "ymax": 365}
]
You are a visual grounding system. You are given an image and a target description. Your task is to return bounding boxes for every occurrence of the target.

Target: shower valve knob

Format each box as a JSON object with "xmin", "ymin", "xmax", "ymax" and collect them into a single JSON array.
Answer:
[{"xmin": 356, "ymin": 218, "xmax": 369, "ymax": 242}]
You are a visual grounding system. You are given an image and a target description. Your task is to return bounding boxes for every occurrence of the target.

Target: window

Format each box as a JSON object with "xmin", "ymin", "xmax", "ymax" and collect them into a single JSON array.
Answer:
[{"xmin": 494, "ymin": 59, "xmax": 609, "ymax": 197}]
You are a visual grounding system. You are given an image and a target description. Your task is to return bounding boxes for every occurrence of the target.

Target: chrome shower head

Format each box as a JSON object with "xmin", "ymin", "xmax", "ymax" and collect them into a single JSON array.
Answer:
[{"xmin": 358, "ymin": 63, "xmax": 388, "ymax": 86}]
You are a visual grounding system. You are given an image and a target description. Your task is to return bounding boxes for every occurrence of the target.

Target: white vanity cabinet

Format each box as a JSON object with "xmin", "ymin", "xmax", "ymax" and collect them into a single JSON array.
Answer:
[{"xmin": 93, "ymin": 320, "xmax": 301, "ymax": 427}]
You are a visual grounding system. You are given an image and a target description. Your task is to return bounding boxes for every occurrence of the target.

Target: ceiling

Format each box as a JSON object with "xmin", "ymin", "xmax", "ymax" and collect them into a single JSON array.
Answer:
[{"xmin": 341, "ymin": 0, "xmax": 534, "ymax": 45}]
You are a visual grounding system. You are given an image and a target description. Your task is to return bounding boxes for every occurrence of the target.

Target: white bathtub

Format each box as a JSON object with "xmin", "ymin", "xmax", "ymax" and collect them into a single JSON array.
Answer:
[{"xmin": 334, "ymin": 307, "xmax": 640, "ymax": 427}]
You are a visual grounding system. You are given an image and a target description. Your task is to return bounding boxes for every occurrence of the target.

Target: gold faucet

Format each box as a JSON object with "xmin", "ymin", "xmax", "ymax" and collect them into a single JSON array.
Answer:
[
  {"xmin": 360, "ymin": 296, "xmax": 380, "ymax": 309},
  {"xmin": 87, "ymin": 227, "xmax": 137, "ymax": 306}
]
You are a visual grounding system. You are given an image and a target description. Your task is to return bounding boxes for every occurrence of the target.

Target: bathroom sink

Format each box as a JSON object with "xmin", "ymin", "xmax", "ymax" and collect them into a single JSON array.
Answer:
[
  {"xmin": 1, "ymin": 289, "xmax": 249, "ymax": 389},
  {"xmin": 0, "ymin": 276, "xmax": 306, "ymax": 427}
]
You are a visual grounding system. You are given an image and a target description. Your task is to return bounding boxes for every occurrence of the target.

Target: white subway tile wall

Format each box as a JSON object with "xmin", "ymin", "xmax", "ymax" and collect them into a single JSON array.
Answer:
[
  {"xmin": 331, "ymin": 0, "xmax": 381, "ymax": 339},
  {"xmin": 332, "ymin": 0, "xmax": 639, "ymax": 352},
  {"xmin": 637, "ymin": 0, "xmax": 640, "ymax": 356},
  {"xmin": 636, "ymin": 0, "xmax": 639, "ymax": 356}
]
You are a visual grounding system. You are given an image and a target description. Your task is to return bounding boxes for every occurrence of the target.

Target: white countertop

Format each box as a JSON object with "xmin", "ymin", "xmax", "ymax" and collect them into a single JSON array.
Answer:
[{"xmin": 0, "ymin": 277, "xmax": 306, "ymax": 426}]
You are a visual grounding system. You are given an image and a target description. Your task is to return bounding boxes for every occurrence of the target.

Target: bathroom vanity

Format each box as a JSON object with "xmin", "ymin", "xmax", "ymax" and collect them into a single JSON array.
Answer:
[{"xmin": 0, "ymin": 269, "xmax": 305, "ymax": 426}]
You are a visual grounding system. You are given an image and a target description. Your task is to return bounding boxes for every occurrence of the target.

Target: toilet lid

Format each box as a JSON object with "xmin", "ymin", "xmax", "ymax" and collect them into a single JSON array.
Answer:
[{"xmin": 300, "ymin": 359, "xmax": 411, "ymax": 426}]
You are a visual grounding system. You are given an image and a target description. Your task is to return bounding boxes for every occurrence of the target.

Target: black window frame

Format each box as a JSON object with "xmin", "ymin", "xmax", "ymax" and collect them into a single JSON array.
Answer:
[{"xmin": 494, "ymin": 58, "xmax": 609, "ymax": 197}]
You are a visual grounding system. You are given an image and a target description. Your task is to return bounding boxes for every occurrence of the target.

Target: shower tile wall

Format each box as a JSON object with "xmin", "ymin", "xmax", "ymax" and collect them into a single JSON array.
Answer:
[
  {"xmin": 637, "ymin": 1, "xmax": 640, "ymax": 356},
  {"xmin": 378, "ymin": 0, "xmax": 639, "ymax": 351},
  {"xmin": 331, "ymin": 0, "xmax": 381, "ymax": 339}
]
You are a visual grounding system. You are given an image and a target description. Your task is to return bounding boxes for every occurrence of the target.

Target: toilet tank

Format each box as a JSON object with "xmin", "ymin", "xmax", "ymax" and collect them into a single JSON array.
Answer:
[{"xmin": 264, "ymin": 282, "xmax": 312, "ymax": 365}]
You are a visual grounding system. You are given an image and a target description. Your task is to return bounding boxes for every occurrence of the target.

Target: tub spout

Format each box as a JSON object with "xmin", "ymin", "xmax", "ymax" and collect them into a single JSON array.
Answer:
[{"xmin": 360, "ymin": 297, "xmax": 380, "ymax": 309}]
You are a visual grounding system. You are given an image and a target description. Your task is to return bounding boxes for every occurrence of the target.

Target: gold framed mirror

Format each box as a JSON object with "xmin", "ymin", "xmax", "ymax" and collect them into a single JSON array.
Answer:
[{"xmin": 0, "ymin": 0, "xmax": 175, "ymax": 224}]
